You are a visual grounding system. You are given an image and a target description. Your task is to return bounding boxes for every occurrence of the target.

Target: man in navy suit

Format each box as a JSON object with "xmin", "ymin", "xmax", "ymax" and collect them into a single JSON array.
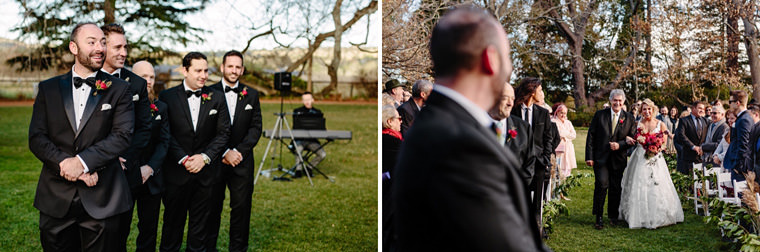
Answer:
[
  {"xmin": 392, "ymin": 6, "xmax": 547, "ymax": 251},
  {"xmin": 724, "ymin": 90, "xmax": 753, "ymax": 182},
  {"xmin": 29, "ymin": 22, "xmax": 134, "ymax": 251},
  {"xmin": 205, "ymin": 50, "xmax": 262, "ymax": 252}
]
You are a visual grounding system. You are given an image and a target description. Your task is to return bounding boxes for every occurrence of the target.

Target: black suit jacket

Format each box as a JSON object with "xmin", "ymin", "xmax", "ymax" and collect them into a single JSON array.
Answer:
[
  {"xmin": 29, "ymin": 71, "xmax": 134, "ymax": 219},
  {"xmin": 511, "ymin": 104, "xmax": 553, "ymax": 173},
  {"xmin": 701, "ymin": 120, "xmax": 729, "ymax": 158},
  {"xmin": 675, "ymin": 115, "xmax": 709, "ymax": 163},
  {"xmin": 138, "ymin": 100, "xmax": 169, "ymax": 195},
  {"xmin": 392, "ymin": 91, "xmax": 546, "ymax": 251},
  {"xmin": 209, "ymin": 82, "xmax": 262, "ymax": 179},
  {"xmin": 116, "ymin": 68, "xmax": 152, "ymax": 188},
  {"xmin": 749, "ymin": 123, "xmax": 760, "ymax": 185},
  {"xmin": 159, "ymin": 84, "xmax": 230, "ymax": 186},
  {"xmin": 505, "ymin": 115, "xmax": 534, "ymax": 185},
  {"xmin": 397, "ymin": 99, "xmax": 420, "ymax": 135},
  {"xmin": 585, "ymin": 108, "xmax": 636, "ymax": 166}
]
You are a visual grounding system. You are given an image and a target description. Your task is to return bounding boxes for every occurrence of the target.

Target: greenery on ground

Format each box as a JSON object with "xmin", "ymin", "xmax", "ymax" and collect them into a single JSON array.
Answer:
[
  {"xmin": 0, "ymin": 102, "xmax": 377, "ymax": 251},
  {"xmin": 545, "ymin": 128, "xmax": 728, "ymax": 251}
]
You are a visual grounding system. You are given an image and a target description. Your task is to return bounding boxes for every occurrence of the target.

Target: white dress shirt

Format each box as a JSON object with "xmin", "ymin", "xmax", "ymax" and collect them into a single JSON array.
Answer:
[
  {"xmin": 521, "ymin": 104, "xmax": 534, "ymax": 126},
  {"xmin": 611, "ymin": 109, "xmax": 621, "ymax": 129},
  {"xmin": 183, "ymin": 81, "xmax": 201, "ymax": 131},
  {"xmin": 493, "ymin": 118, "xmax": 507, "ymax": 146},
  {"xmin": 222, "ymin": 79, "xmax": 239, "ymax": 124},
  {"xmin": 72, "ymin": 67, "xmax": 98, "ymax": 173},
  {"xmin": 101, "ymin": 68, "xmax": 122, "ymax": 78}
]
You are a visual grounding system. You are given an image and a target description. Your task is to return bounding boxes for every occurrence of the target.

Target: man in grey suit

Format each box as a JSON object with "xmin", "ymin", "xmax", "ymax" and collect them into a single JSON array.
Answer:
[
  {"xmin": 701, "ymin": 105, "xmax": 728, "ymax": 168},
  {"xmin": 392, "ymin": 6, "xmax": 547, "ymax": 251}
]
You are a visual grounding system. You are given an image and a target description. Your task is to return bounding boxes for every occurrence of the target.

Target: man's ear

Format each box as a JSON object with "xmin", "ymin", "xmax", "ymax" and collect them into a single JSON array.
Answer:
[
  {"xmin": 69, "ymin": 41, "xmax": 78, "ymax": 56},
  {"xmin": 481, "ymin": 45, "xmax": 499, "ymax": 75}
]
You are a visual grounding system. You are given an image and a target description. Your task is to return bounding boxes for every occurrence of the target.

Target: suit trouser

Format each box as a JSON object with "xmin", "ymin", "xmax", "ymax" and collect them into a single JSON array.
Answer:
[
  {"xmin": 529, "ymin": 165, "xmax": 546, "ymax": 230},
  {"xmin": 205, "ymin": 162, "xmax": 254, "ymax": 252},
  {"xmin": 117, "ymin": 184, "xmax": 162, "ymax": 252},
  {"xmin": 160, "ymin": 179, "xmax": 212, "ymax": 252},
  {"xmin": 592, "ymin": 160, "xmax": 625, "ymax": 219},
  {"xmin": 39, "ymin": 193, "xmax": 121, "ymax": 252}
]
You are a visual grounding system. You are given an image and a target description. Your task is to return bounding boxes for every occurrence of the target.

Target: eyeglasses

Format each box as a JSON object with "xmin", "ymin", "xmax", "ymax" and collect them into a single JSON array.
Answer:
[
  {"xmin": 394, "ymin": 116, "xmax": 402, "ymax": 121},
  {"xmin": 729, "ymin": 100, "xmax": 737, "ymax": 104}
]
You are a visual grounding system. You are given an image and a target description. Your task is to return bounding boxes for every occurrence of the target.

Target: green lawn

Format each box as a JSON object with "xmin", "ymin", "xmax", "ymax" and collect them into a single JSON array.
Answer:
[
  {"xmin": 545, "ymin": 128, "xmax": 726, "ymax": 251},
  {"xmin": 0, "ymin": 102, "xmax": 378, "ymax": 251}
]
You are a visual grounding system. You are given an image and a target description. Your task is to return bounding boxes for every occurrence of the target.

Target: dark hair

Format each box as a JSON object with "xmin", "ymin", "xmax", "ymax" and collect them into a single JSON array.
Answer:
[
  {"xmin": 70, "ymin": 22, "xmax": 97, "ymax": 43},
  {"xmin": 692, "ymin": 100, "xmax": 705, "ymax": 108},
  {"xmin": 182, "ymin": 52, "xmax": 207, "ymax": 70},
  {"xmin": 429, "ymin": 5, "xmax": 500, "ymax": 78},
  {"xmin": 222, "ymin": 50, "xmax": 244, "ymax": 65},
  {"xmin": 731, "ymin": 90, "xmax": 749, "ymax": 106},
  {"xmin": 514, "ymin": 77, "xmax": 542, "ymax": 106},
  {"xmin": 100, "ymin": 23, "xmax": 125, "ymax": 37},
  {"xmin": 303, "ymin": 91, "xmax": 312, "ymax": 96}
]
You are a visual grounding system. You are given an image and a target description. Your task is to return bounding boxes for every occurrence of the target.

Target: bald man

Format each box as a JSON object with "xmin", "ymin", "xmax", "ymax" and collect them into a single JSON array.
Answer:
[{"xmin": 488, "ymin": 83, "xmax": 534, "ymax": 186}]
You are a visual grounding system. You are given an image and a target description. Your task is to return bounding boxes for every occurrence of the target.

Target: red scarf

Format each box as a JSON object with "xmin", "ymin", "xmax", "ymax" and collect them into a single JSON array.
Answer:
[{"xmin": 382, "ymin": 128, "xmax": 403, "ymax": 141}]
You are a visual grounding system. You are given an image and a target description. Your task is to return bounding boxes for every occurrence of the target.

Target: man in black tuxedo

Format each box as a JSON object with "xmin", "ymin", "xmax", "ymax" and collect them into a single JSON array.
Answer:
[
  {"xmin": 100, "ymin": 23, "xmax": 154, "ymax": 252},
  {"xmin": 158, "ymin": 52, "xmax": 230, "ymax": 251},
  {"xmin": 392, "ymin": 6, "xmax": 547, "ymax": 251},
  {"xmin": 29, "ymin": 22, "xmax": 134, "ymax": 251},
  {"xmin": 397, "ymin": 79, "xmax": 432, "ymax": 135},
  {"xmin": 511, "ymin": 77, "xmax": 553, "ymax": 232},
  {"xmin": 675, "ymin": 101, "xmax": 708, "ymax": 175},
  {"xmin": 128, "ymin": 60, "xmax": 169, "ymax": 251},
  {"xmin": 488, "ymin": 83, "xmax": 533, "ymax": 186},
  {"xmin": 206, "ymin": 50, "xmax": 262, "ymax": 252},
  {"xmin": 701, "ymin": 105, "xmax": 728, "ymax": 168},
  {"xmin": 585, "ymin": 89, "xmax": 636, "ymax": 229}
]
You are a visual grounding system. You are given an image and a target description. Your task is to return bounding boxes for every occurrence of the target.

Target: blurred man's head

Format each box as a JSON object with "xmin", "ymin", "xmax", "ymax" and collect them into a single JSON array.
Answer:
[
  {"xmin": 132, "ymin": 60, "xmax": 155, "ymax": 94},
  {"xmin": 660, "ymin": 106, "xmax": 668, "ymax": 116},
  {"xmin": 692, "ymin": 101, "xmax": 706, "ymax": 117},
  {"xmin": 101, "ymin": 23, "xmax": 127, "ymax": 73},
  {"xmin": 412, "ymin": 80, "xmax": 434, "ymax": 103},
  {"xmin": 302, "ymin": 92, "xmax": 315, "ymax": 109},
  {"xmin": 488, "ymin": 83, "xmax": 515, "ymax": 120},
  {"xmin": 608, "ymin": 89, "xmax": 626, "ymax": 113},
  {"xmin": 730, "ymin": 90, "xmax": 749, "ymax": 110},
  {"xmin": 710, "ymin": 105, "xmax": 725, "ymax": 123},
  {"xmin": 385, "ymin": 79, "xmax": 405, "ymax": 103}
]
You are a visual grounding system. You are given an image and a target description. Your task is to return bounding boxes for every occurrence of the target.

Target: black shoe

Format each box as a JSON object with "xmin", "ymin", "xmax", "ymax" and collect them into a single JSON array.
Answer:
[
  {"xmin": 610, "ymin": 218, "xmax": 620, "ymax": 226},
  {"xmin": 594, "ymin": 216, "xmax": 604, "ymax": 230}
]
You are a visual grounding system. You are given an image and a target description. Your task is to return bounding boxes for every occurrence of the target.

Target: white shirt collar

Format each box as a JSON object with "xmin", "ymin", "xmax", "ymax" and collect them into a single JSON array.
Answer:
[
  {"xmin": 611, "ymin": 108, "xmax": 621, "ymax": 118},
  {"xmin": 222, "ymin": 78, "xmax": 239, "ymax": 89},
  {"xmin": 72, "ymin": 66, "xmax": 97, "ymax": 79},
  {"xmin": 183, "ymin": 80, "xmax": 200, "ymax": 92},
  {"xmin": 434, "ymin": 85, "xmax": 493, "ymax": 128},
  {"xmin": 101, "ymin": 68, "xmax": 121, "ymax": 76}
]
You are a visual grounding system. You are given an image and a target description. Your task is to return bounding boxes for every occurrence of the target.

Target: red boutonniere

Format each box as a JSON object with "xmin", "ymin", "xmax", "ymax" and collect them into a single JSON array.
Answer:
[
  {"xmin": 201, "ymin": 92, "xmax": 212, "ymax": 104},
  {"xmin": 619, "ymin": 118, "xmax": 624, "ymax": 124},
  {"xmin": 93, "ymin": 79, "xmax": 112, "ymax": 96},
  {"xmin": 508, "ymin": 129, "xmax": 518, "ymax": 138},
  {"xmin": 150, "ymin": 103, "xmax": 158, "ymax": 116},
  {"xmin": 238, "ymin": 88, "xmax": 247, "ymax": 100}
]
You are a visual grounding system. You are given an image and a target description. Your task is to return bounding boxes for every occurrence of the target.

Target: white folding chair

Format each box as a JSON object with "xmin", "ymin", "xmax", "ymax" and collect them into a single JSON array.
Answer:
[
  {"xmin": 733, "ymin": 179, "xmax": 749, "ymax": 206},
  {"xmin": 703, "ymin": 167, "xmax": 721, "ymax": 196},
  {"xmin": 717, "ymin": 173, "xmax": 739, "ymax": 205},
  {"xmin": 692, "ymin": 163, "xmax": 711, "ymax": 215}
]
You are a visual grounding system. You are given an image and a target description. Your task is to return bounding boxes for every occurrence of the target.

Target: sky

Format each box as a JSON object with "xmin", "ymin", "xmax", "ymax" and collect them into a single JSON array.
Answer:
[{"xmin": 0, "ymin": 0, "xmax": 379, "ymax": 51}]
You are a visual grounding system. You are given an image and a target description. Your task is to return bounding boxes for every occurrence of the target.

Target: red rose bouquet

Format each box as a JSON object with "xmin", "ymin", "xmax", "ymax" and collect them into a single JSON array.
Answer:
[{"xmin": 634, "ymin": 127, "xmax": 667, "ymax": 159}]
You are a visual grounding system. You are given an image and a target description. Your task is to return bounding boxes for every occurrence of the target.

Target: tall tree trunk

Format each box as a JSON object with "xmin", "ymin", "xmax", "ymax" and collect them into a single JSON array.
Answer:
[
  {"xmin": 742, "ymin": 10, "xmax": 760, "ymax": 101},
  {"xmin": 322, "ymin": 0, "xmax": 344, "ymax": 97},
  {"xmin": 645, "ymin": 0, "xmax": 652, "ymax": 68},
  {"xmin": 727, "ymin": 2, "xmax": 740, "ymax": 77},
  {"xmin": 308, "ymin": 56, "xmax": 313, "ymax": 93},
  {"xmin": 571, "ymin": 41, "xmax": 588, "ymax": 108},
  {"xmin": 104, "ymin": 0, "xmax": 116, "ymax": 24}
]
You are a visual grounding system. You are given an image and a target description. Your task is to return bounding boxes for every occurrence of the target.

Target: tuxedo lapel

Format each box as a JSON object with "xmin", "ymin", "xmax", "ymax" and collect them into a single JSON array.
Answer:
[
  {"xmin": 601, "ymin": 109, "xmax": 612, "ymax": 139},
  {"xmin": 59, "ymin": 72, "xmax": 77, "ymax": 135},
  {"xmin": 195, "ymin": 87, "xmax": 213, "ymax": 132},
  {"xmin": 233, "ymin": 91, "xmax": 246, "ymax": 127},
  {"xmin": 76, "ymin": 73, "xmax": 108, "ymax": 138},
  {"xmin": 175, "ymin": 87, "xmax": 194, "ymax": 131}
]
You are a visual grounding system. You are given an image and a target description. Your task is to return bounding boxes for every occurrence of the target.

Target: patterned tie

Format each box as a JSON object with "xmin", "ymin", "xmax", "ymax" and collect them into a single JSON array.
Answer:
[
  {"xmin": 496, "ymin": 121, "xmax": 505, "ymax": 145},
  {"xmin": 612, "ymin": 113, "xmax": 618, "ymax": 133}
]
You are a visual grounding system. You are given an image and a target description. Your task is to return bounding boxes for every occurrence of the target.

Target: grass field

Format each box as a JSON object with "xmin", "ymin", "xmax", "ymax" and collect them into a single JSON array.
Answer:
[
  {"xmin": 545, "ymin": 128, "xmax": 726, "ymax": 251},
  {"xmin": 0, "ymin": 102, "xmax": 378, "ymax": 251}
]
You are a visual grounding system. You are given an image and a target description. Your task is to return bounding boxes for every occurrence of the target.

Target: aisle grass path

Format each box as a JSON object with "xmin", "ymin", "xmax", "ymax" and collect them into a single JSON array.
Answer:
[
  {"xmin": 0, "ymin": 103, "xmax": 377, "ymax": 251},
  {"xmin": 545, "ymin": 128, "xmax": 726, "ymax": 251}
]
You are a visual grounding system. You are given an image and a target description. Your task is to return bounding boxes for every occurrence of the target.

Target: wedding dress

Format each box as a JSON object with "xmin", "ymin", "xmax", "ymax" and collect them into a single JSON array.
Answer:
[{"xmin": 619, "ymin": 121, "xmax": 684, "ymax": 229}]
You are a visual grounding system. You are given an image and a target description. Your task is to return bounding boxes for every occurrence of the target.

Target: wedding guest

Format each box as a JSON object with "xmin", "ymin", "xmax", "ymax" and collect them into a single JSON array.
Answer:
[
  {"xmin": 551, "ymin": 103, "xmax": 577, "ymax": 190},
  {"xmin": 714, "ymin": 108, "xmax": 738, "ymax": 168},
  {"xmin": 724, "ymin": 90, "xmax": 752, "ymax": 182},
  {"xmin": 392, "ymin": 6, "xmax": 546, "ymax": 251},
  {"xmin": 705, "ymin": 106, "xmax": 713, "ymax": 122},
  {"xmin": 397, "ymin": 80, "xmax": 432, "ymax": 135},
  {"xmin": 675, "ymin": 101, "xmax": 708, "ymax": 175},
  {"xmin": 381, "ymin": 104, "xmax": 403, "ymax": 252},
  {"xmin": 670, "ymin": 107, "xmax": 678, "ymax": 126},
  {"xmin": 129, "ymin": 60, "xmax": 169, "ymax": 252},
  {"xmin": 402, "ymin": 90, "xmax": 411, "ymax": 102},
  {"xmin": 701, "ymin": 105, "xmax": 728, "ymax": 168},
  {"xmin": 382, "ymin": 93, "xmax": 395, "ymax": 107},
  {"xmin": 657, "ymin": 106, "xmax": 676, "ymax": 154},
  {"xmin": 384, "ymin": 79, "xmax": 405, "ymax": 108},
  {"xmin": 29, "ymin": 22, "xmax": 133, "ymax": 251},
  {"xmin": 488, "ymin": 82, "xmax": 533, "ymax": 186}
]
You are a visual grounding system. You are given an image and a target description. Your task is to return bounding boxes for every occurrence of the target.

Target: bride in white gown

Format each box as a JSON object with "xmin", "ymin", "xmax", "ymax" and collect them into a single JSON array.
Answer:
[{"xmin": 619, "ymin": 99, "xmax": 684, "ymax": 229}]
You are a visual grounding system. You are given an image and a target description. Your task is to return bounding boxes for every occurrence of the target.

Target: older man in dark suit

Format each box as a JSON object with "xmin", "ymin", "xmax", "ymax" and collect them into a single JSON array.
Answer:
[
  {"xmin": 205, "ymin": 50, "xmax": 262, "ymax": 252},
  {"xmin": 392, "ymin": 6, "xmax": 547, "ymax": 251},
  {"xmin": 489, "ymin": 83, "xmax": 533, "ymax": 186},
  {"xmin": 675, "ymin": 101, "xmax": 709, "ymax": 175},
  {"xmin": 158, "ymin": 52, "xmax": 230, "ymax": 251},
  {"xmin": 29, "ymin": 22, "xmax": 134, "ymax": 251},
  {"xmin": 397, "ymin": 79, "xmax": 432, "ymax": 135},
  {"xmin": 701, "ymin": 105, "xmax": 729, "ymax": 168}
]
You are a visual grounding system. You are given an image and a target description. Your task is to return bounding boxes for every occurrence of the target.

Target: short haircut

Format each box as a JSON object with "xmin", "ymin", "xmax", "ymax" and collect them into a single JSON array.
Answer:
[
  {"xmin": 731, "ymin": 90, "xmax": 749, "ymax": 106},
  {"xmin": 382, "ymin": 105, "xmax": 397, "ymax": 129},
  {"xmin": 101, "ymin": 23, "xmax": 125, "ymax": 38},
  {"xmin": 748, "ymin": 104, "xmax": 760, "ymax": 117},
  {"xmin": 429, "ymin": 5, "xmax": 501, "ymax": 78},
  {"xmin": 712, "ymin": 105, "xmax": 725, "ymax": 114},
  {"xmin": 222, "ymin": 50, "xmax": 244, "ymax": 65},
  {"xmin": 609, "ymin": 89, "xmax": 625, "ymax": 101},
  {"xmin": 70, "ymin": 22, "xmax": 97, "ymax": 43},
  {"xmin": 303, "ymin": 91, "xmax": 313, "ymax": 96},
  {"xmin": 182, "ymin": 52, "xmax": 207, "ymax": 70},
  {"xmin": 514, "ymin": 77, "xmax": 541, "ymax": 106},
  {"xmin": 692, "ymin": 100, "xmax": 705, "ymax": 108},
  {"xmin": 411, "ymin": 80, "xmax": 433, "ymax": 98}
]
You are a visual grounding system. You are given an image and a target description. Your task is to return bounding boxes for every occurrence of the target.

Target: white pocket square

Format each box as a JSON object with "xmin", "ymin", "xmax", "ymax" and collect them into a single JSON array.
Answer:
[
  {"xmin": 101, "ymin": 104, "xmax": 112, "ymax": 111},
  {"xmin": 132, "ymin": 94, "xmax": 139, "ymax": 101},
  {"xmin": 155, "ymin": 115, "xmax": 162, "ymax": 120},
  {"xmin": 125, "ymin": 77, "xmax": 130, "ymax": 82},
  {"xmin": 245, "ymin": 104, "xmax": 253, "ymax": 110},
  {"xmin": 209, "ymin": 109, "xmax": 217, "ymax": 115}
]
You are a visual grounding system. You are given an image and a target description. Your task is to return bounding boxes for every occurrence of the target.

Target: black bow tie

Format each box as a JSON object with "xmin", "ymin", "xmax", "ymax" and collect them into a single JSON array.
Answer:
[
  {"xmin": 73, "ymin": 77, "xmax": 96, "ymax": 89},
  {"xmin": 225, "ymin": 86, "xmax": 240, "ymax": 93},
  {"xmin": 113, "ymin": 72, "xmax": 120, "ymax": 79},
  {"xmin": 186, "ymin": 90, "xmax": 202, "ymax": 98}
]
